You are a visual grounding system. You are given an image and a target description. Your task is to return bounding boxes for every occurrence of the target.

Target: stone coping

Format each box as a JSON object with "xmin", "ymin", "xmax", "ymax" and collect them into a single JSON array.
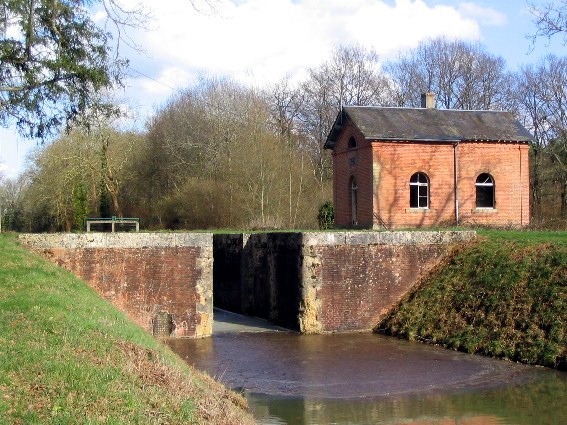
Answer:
[
  {"xmin": 217, "ymin": 230, "xmax": 476, "ymax": 246},
  {"xmin": 302, "ymin": 230, "xmax": 476, "ymax": 246},
  {"xmin": 19, "ymin": 230, "xmax": 475, "ymax": 249},
  {"xmin": 18, "ymin": 232, "xmax": 213, "ymax": 249}
]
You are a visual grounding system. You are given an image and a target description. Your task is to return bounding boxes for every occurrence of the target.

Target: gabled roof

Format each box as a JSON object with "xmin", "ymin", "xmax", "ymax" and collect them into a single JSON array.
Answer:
[{"xmin": 324, "ymin": 106, "xmax": 534, "ymax": 149}]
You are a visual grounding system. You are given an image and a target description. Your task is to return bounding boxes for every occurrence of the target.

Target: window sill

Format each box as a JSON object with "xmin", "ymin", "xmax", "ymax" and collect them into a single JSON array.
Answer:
[
  {"xmin": 405, "ymin": 208, "xmax": 435, "ymax": 213},
  {"xmin": 471, "ymin": 208, "xmax": 498, "ymax": 214}
]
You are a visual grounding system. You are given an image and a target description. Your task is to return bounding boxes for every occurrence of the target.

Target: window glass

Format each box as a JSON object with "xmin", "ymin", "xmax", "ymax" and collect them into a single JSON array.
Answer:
[
  {"xmin": 476, "ymin": 173, "xmax": 494, "ymax": 208},
  {"xmin": 348, "ymin": 137, "xmax": 357, "ymax": 149},
  {"xmin": 409, "ymin": 172, "xmax": 429, "ymax": 208}
]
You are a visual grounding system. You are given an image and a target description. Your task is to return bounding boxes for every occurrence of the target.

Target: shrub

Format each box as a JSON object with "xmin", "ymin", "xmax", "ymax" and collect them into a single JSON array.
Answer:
[{"xmin": 317, "ymin": 201, "xmax": 334, "ymax": 230}]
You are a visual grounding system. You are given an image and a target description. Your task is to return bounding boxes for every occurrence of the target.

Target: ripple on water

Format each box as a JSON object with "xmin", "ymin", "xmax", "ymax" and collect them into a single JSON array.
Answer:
[{"xmin": 168, "ymin": 331, "xmax": 567, "ymax": 425}]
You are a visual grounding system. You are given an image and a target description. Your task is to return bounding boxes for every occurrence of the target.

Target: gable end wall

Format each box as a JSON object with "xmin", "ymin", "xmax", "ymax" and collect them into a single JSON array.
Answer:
[{"xmin": 332, "ymin": 121, "xmax": 373, "ymax": 228}]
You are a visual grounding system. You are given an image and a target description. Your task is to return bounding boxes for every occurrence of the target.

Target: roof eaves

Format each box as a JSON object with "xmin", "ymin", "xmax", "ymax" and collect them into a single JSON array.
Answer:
[
  {"xmin": 366, "ymin": 137, "xmax": 532, "ymax": 143},
  {"xmin": 324, "ymin": 109, "xmax": 350, "ymax": 150}
]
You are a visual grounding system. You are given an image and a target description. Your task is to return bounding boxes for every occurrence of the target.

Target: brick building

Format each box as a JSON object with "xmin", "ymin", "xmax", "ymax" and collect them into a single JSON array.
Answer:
[{"xmin": 324, "ymin": 94, "xmax": 533, "ymax": 229}]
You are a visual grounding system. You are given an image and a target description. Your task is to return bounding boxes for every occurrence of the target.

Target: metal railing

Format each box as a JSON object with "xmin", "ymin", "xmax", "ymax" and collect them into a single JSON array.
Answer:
[{"xmin": 84, "ymin": 216, "xmax": 140, "ymax": 232}]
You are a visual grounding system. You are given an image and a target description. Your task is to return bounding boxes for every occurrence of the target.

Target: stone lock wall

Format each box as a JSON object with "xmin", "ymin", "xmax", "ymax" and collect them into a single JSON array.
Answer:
[
  {"xmin": 18, "ymin": 233, "xmax": 213, "ymax": 338},
  {"xmin": 20, "ymin": 230, "xmax": 475, "ymax": 336},
  {"xmin": 214, "ymin": 230, "xmax": 476, "ymax": 333},
  {"xmin": 299, "ymin": 231, "xmax": 475, "ymax": 332},
  {"xmin": 214, "ymin": 233, "xmax": 303, "ymax": 330}
]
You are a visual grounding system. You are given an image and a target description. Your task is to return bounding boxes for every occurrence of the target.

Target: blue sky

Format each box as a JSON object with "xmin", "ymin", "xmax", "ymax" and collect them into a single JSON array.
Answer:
[{"xmin": 1, "ymin": 0, "xmax": 565, "ymax": 179}]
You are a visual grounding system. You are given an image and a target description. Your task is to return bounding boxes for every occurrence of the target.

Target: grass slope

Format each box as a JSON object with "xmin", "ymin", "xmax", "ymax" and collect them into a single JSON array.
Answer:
[
  {"xmin": 378, "ymin": 230, "xmax": 567, "ymax": 369},
  {"xmin": 0, "ymin": 234, "xmax": 255, "ymax": 424}
]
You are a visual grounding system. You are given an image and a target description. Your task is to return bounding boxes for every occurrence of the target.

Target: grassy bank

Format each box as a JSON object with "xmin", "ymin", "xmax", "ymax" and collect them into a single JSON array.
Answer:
[
  {"xmin": 378, "ymin": 230, "xmax": 567, "ymax": 369},
  {"xmin": 0, "ymin": 234, "xmax": 255, "ymax": 424}
]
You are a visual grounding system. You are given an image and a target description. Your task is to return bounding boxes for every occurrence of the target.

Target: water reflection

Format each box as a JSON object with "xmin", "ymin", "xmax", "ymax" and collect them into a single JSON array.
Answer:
[
  {"xmin": 168, "ymin": 332, "xmax": 567, "ymax": 425},
  {"xmin": 247, "ymin": 378, "xmax": 567, "ymax": 425}
]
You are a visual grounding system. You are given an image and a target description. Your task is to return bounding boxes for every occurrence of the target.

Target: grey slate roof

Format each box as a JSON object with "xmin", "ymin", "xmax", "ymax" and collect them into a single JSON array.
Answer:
[{"xmin": 324, "ymin": 106, "xmax": 534, "ymax": 149}]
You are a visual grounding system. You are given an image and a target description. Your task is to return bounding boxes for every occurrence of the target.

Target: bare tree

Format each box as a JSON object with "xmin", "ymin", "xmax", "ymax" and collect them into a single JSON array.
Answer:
[
  {"xmin": 0, "ymin": 173, "xmax": 30, "ymax": 232},
  {"xmin": 299, "ymin": 45, "xmax": 390, "ymax": 193},
  {"xmin": 387, "ymin": 38, "xmax": 507, "ymax": 110},
  {"xmin": 528, "ymin": 0, "xmax": 567, "ymax": 46},
  {"xmin": 269, "ymin": 77, "xmax": 306, "ymax": 227},
  {"xmin": 512, "ymin": 55, "xmax": 567, "ymax": 223}
]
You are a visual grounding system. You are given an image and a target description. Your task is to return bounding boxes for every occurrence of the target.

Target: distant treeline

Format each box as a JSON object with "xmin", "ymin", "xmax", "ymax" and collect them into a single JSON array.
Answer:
[{"xmin": 1, "ymin": 38, "xmax": 566, "ymax": 231}]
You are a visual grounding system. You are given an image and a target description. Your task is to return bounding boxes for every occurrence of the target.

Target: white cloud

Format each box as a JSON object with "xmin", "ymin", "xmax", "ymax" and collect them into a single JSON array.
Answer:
[
  {"xmin": 137, "ymin": 67, "xmax": 193, "ymax": 96},
  {"xmin": 92, "ymin": 10, "xmax": 107, "ymax": 24},
  {"xmin": 1, "ymin": 1, "xmax": 506, "ymax": 177},
  {"xmin": 128, "ymin": 0, "xmax": 481, "ymax": 88},
  {"xmin": 458, "ymin": 2, "xmax": 507, "ymax": 27},
  {"xmin": 85, "ymin": 0, "xmax": 489, "ymax": 133},
  {"xmin": 0, "ymin": 128, "xmax": 34, "ymax": 179}
]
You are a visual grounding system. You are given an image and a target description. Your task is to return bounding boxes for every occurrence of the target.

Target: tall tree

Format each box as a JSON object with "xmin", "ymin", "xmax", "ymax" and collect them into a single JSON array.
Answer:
[
  {"xmin": 269, "ymin": 77, "xmax": 306, "ymax": 227},
  {"xmin": 299, "ymin": 44, "xmax": 390, "ymax": 191},
  {"xmin": 387, "ymin": 38, "xmax": 508, "ymax": 110},
  {"xmin": 513, "ymin": 55, "xmax": 567, "ymax": 222}
]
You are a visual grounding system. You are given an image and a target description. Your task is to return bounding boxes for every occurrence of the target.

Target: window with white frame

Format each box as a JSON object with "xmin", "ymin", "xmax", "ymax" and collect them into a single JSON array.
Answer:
[
  {"xmin": 410, "ymin": 172, "xmax": 429, "ymax": 209},
  {"xmin": 476, "ymin": 173, "xmax": 495, "ymax": 208}
]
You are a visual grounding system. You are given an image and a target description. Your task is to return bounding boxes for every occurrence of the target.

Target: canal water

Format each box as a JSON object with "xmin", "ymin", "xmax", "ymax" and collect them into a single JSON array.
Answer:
[{"xmin": 167, "ymin": 310, "xmax": 567, "ymax": 425}]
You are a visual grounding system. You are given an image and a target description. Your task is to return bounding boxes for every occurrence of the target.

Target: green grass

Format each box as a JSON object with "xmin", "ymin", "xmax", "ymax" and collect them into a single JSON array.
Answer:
[
  {"xmin": 476, "ymin": 228, "xmax": 567, "ymax": 245},
  {"xmin": 0, "ymin": 233, "xmax": 254, "ymax": 424},
  {"xmin": 378, "ymin": 231, "xmax": 567, "ymax": 369}
]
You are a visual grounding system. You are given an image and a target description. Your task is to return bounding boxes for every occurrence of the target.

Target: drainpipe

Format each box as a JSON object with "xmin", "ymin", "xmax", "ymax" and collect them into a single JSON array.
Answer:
[
  {"xmin": 519, "ymin": 145, "xmax": 523, "ymax": 226},
  {"xmin": 454, "ymin": 142, "xmax": 460, "ymax": 226}
]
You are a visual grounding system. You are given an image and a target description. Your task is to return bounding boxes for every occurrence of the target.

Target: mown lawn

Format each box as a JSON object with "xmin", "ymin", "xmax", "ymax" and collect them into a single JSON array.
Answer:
[
  {"xmin": 476, "ymin": 228, "xmax": 567, "ymax": 245},
  {"xmin": 378, "ymin": 230, "xmax": 567, "ymax": 369},
  {"xmin": 0, "ymin": 233, "xmax": 254, "ymax": 424}
]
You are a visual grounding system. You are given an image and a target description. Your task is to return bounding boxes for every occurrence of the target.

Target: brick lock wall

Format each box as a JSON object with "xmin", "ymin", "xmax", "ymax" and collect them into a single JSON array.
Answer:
[
  {"xmin": 19, "ymin": 233, "xmax": 213, "ymax": 338},
  {"xmin": 48, "ymin": 247, "xmax": 206, "ymax": 337},
  {"xmin": 332, "ymin": 124, "xmax": 530, "ymax": 228},
  {"xmin": 299, "ymin": 231, "xmax": 475, "ymax": 333},
  {"xmin": 21, "ymin": 231, "xmax": 475, "ymax": 336},
  {"xmin": 316, "ymin": 244, "xmax": 448, "ymax": 332}
]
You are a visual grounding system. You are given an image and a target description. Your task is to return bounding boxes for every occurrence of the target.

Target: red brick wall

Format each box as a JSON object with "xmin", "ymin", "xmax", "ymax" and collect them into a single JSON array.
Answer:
[
  {"xmin": 315, "ymin": 243, "xmax": 449, "ymax": 332},
  {"xmin": 372, "ymin": 141, "xmax": 456, "ymax": 228},
  {"xmin": 457, "ymin": 143, "xmax": 530, "ymax": 226},
  {"xmin": 40, "ymin": 246, "xmax": 207, "ymax": 338},
  {"xmin": 332, "ymin": 129, "xmax": 530, "ymax": 228},
  {"xmin": 333, "ymin": 122, "xmax": 374, "ymax": 228}
]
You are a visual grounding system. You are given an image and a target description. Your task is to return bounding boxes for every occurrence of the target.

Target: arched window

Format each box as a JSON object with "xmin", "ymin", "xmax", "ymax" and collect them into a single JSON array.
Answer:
[
  {"xmin": 410, "ymin": 172, "xmax": 429, "ymax": 209},
  {"xmin": 476, "ymin": 173, "xmax": 494, "ymax": 208},
  {"xmin": 348, "ymin": 137, "xmax": 357, "ymax": 149},
  {"xmin": 350, "ymin": 177, "xmax": 358, "ymax": 225}
]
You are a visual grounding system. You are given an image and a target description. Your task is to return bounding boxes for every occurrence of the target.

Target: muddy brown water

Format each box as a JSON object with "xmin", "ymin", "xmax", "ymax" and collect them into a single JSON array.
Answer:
[{"xmin": 167, "ymin": 313, "xmax": 567, "ymax": 425}]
